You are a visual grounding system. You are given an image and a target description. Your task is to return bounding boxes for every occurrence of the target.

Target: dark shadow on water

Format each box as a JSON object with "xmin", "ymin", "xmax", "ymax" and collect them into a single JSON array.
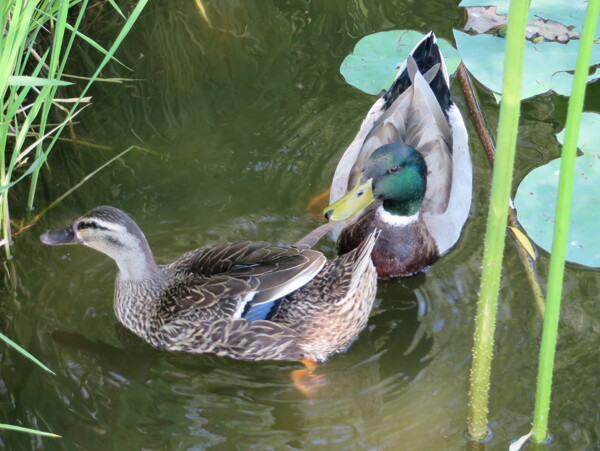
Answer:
[{"xmin": 51, "ymin": 329, "xmax": 158, "ymax": 382}]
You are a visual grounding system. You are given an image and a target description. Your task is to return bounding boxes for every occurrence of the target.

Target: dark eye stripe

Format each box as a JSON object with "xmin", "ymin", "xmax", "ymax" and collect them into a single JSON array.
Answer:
[{"xmin": 77, "ymin": 221, "xmax": 107, "ymax": 231}]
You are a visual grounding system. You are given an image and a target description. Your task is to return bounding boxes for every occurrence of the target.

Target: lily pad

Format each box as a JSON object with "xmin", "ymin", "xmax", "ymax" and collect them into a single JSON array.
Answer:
[
  {"xmin": 340, "ymin": 30, "xmax": 461, "ymax": 95},
  {"xmin": 463, "ymin": 6, "xmax": 580, "ymax": 41},
  {"xmin": 459, "ymin": 0, "xmax": 592, "ymax": 35},
  {"xmin": 514, "ymin": 112, "xmax": 600, "ymax": 268},
  {"xmin": 454, "ymin": 31, "xmax": 600, "ymax": 99}
]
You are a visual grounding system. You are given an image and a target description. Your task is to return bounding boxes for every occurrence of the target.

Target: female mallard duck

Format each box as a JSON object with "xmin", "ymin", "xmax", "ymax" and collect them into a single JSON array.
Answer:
[
  {"xmin": 40, "ymin": 206, "xmax": 378, "ymax": 367},
  {"xmin": 323, "ymin": 31, "xmax": 472, "ymax": 278}
]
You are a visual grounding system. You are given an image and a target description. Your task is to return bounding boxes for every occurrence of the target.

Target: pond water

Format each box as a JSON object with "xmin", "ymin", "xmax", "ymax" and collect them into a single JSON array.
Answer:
[{"xmin": 2, "ymin": 0, "xmax": 599, "ymax": 449}]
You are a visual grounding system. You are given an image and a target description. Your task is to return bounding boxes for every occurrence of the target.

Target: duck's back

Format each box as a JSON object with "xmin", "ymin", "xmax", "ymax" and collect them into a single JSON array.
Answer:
[
  {"xmin": 127, "ymin": 237, "xmax": 377, "ymax": 362},
  {"xmin": 272, "ymin": 231, "xmax": 378, "ymax": 361}
]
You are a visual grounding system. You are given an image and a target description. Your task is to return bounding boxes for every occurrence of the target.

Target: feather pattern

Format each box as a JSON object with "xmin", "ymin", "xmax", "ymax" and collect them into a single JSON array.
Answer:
[
  {"xmin": 41, "ymin": 206, "xmax": 378, "ymax": 362},
  {"xmin": 327, "ymin": 31, "xmax": 472, "ymax": 277}
]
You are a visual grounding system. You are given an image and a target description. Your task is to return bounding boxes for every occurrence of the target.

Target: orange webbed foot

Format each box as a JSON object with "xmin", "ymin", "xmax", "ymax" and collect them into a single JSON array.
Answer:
[{"xmin": 291, "ymin": 358, "xmax": 326, "ymax": 397}]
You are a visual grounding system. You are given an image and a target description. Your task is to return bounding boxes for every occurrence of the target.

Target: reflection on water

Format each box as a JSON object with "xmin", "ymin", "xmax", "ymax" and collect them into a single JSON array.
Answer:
[{"xmin": 1, "ymin": 0, "xmax": 599, "ymax": 449}]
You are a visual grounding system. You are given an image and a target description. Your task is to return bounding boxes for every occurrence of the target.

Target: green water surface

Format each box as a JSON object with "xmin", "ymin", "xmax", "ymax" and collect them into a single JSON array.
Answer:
[{"xmin": 1, "ymin": 1, "xmax": 599, "ymax": 449}]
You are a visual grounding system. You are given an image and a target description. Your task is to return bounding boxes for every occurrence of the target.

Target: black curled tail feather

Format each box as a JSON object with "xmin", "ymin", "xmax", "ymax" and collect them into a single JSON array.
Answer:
[{"xmin": 383, "ymin": 32, "xmax": 451, "ymax": 113}]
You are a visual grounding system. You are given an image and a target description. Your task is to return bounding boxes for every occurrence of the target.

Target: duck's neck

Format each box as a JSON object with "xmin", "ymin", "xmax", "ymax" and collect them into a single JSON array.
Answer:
[
  {"xmin": 113, "ymin": 244, "xmax": 160, "ymax": 283},
  {"xmin": 112, "ymin": 241, "xmax": 167, "ymax": 340},
  {"xmin": 377, "ymin": 205, "xmax": 420, "ymax": 226}
]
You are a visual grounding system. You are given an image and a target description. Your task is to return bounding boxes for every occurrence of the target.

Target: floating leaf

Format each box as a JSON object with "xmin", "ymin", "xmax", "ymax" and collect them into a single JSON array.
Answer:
[
  {"xmin": 509, "ymin": 226, "xmax": 536, "ymax": 260},
  {"xmin": 459, "ymin": 0, "xmax": 592, "ymax": 35},
  {"xmin": 463, "ymin": 6, "xmax": 580, "ymax": 41},
  {"xmin": 454, "ymin": 31, "xmax": 600, "ymax": 99},
  {"xmin": 340, "ymin": 30, "xmax": 461, "ymax": 95},
  {"xmin": 514, "ymin": 113, "xmax": 600, "ymax": 268}
]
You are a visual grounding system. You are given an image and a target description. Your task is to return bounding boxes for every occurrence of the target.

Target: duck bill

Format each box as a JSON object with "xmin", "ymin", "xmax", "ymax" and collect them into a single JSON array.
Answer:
[
  {"xmin": 323, "ymin": 178, "xmax": 374, "ymax": 221},
  {"xmin": 40, "ymin": 225, "xmax": 83, "ymax": 246}
]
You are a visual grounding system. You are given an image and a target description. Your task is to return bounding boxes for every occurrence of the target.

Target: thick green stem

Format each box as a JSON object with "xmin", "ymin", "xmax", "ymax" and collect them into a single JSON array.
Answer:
[
  {"xmin": 531, "ymin": 0, "xmax": 600, "ymax": 442},
  {"xmin": 467, "ymin": 0, "xmax": 531, "ymax": 440}
]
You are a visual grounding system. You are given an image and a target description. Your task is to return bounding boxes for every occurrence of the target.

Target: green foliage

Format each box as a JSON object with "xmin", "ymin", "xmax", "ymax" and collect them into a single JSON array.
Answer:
[
  {"xmin": 515, "ymin": 112, "xmax": 600, "ymax": 268},
  {"xmin": 455, "ymin": 31, "xmax": 600, "ymax": 99},
  {"xmin": 340, "ymin": 30, "xmax": 461, "ymax": 95},
  {"xmin": 530, "ymin": 0, "xmax": 600, "ymax": 442},
  {"xmin": 0, "ymin": 0, "xmax": 149, "ymax": 440},
  {"xmin": 459, "ymin": 0, "xmax": 592, "ymax": 35},
  {"xmin": 0, "ymin": 0, "xmax": 148, "ymax": 258},
  {"xmin": 0, "ymin": 423, "xmax": 60, "ymax": 438},
  {"xmin": 0, "ymin": 332, "xmax": 54, "ymax": 374}
]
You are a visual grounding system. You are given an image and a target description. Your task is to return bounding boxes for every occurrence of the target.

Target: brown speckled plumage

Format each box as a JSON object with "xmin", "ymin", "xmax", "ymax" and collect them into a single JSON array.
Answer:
[
  {"xmin": 272, "ymin": 230, "xmax": 377, "ymax": 361},
  {"xmin": 41, "ymin": 206, "xmax": 378, "ymax": 362}
]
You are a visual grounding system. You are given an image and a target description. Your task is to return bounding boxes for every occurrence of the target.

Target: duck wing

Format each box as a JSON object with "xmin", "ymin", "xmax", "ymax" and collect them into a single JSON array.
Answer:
[{"xmin": 166, "ymin": 241, "xmax": 326, "ymax": 320}]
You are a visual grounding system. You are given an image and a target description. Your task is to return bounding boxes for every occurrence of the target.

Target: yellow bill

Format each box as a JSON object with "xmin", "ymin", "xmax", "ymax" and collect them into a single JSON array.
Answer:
[{"xmin": 323, "ymin": 177, "xmax": 374, "ymax": 221}]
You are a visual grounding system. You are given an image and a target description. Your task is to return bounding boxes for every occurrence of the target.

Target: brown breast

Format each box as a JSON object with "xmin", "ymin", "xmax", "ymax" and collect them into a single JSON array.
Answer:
[{"xmin": 338, "ymin": 209, "xmax": 439, "ymax": 278}]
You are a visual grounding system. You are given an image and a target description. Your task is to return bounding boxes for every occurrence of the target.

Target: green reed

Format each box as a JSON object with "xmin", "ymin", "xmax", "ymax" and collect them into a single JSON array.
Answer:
[
  {"xmin": 0, "ymin": 0, "xmax": 148, "ymax": 259},
  {"xmin": 1, "ymin": 0, "xmax": 149, "ymax": 438},
  {"xmin": 1, "ymin": 0, "xmax": 78, "ymax": 258},
  {"xmin": 531, "ymin": 0, "xmax": 600, "ymax": 442},
  {"xmin": 467, "ymin": 0, "xmax": 531, "ymax": 440}
]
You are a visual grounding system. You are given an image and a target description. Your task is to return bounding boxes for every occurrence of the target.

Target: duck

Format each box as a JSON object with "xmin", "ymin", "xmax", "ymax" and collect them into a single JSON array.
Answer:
[
  {"xmin": 40, "ymin": 206, "xmax": 378, "ymax": 370},
  {"xmin": 323, "ymin": 31, "xmax": 472, "ymax": 278}
]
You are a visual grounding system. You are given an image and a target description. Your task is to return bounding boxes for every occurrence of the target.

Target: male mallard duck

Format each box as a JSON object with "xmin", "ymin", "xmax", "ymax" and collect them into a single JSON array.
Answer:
[
  {"xmin": 40, "ymin": 206, "xmax": 378, "ymax": 367},
  {"xmin": 323, "ymin": 31, "xmax": 472, "ymax": 278}
]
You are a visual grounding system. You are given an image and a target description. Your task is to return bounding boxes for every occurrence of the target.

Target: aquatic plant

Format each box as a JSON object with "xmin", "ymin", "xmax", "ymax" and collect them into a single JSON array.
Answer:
[
  {"xmin": 337, "ymin": 0, "xmax": 599, "ymax": 443},
  {"xmin": 0, "ymin": 0, "xmax": 148, "ymax": 439},
  {"xmin": 456, "ymin": 0, "xmax": 600, "ymax": 443},
  {"xmin": 465, "ymin": 0, "xmax": 531, "ymax": 440},
  {"xmin": 0, "ymin": 0, "xmax": 147, "ymax": 259},
  {"xmin": 531, "ymin": 0, "xmax": 599, "ymax": 442}
]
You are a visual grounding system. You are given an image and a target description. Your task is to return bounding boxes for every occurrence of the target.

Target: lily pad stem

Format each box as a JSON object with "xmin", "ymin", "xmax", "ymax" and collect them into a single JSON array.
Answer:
[{"xmin": 457, "ymin": 64, "xmax": 545, "ymax": 316}]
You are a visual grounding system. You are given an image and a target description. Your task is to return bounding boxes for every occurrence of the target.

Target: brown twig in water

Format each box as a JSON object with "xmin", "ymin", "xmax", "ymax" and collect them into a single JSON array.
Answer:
[{"xmin": 457, "ymin": 63, "xmax": 545, "ymax": 316}]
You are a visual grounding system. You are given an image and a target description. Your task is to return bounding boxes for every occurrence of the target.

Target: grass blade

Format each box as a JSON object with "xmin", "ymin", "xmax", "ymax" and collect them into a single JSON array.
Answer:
[
  {"xmin": 0, "ymin": 332, "xmax": 55, "ymax": 375},
  {"xmin": 0, "ymin": 423, "xmax": 60, "ymax": 438},
  {"xmin": 7, "ymin": 76, "xmax": 72, "ymax": 86},
  {"xmin": 107, "ymin": 0, "xmax": 126, "ymax": 20}
]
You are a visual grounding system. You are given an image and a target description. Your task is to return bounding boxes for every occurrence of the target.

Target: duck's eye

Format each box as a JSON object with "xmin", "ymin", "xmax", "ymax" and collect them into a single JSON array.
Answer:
[{"xmin": 389, "ymin": 166, "xmax": 401, "ymax": 174}]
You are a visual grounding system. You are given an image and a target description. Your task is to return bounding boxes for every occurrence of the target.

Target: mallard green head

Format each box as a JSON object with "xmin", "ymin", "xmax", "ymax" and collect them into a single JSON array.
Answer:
[
  {"xmin": 324, "ymin": 143, "xmax": 427, "ymax": 220},
  {"xmin": 41, "ymin": 206, "xmax": 157, "ymax": 281}
]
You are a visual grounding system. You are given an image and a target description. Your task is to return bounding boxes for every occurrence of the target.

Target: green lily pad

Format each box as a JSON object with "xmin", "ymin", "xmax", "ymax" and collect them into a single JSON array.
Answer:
[
  {"xmin": 454, "ymin": 31, "xmax": 600, "ymax": 99},
  {"xmin": 514, "ymin": 112, "xmax": 600, "ymax": 268},
  {"xmin": 459, "ymin": 0, "xmax": 591, "ymax": 34},
  {"xmin": 340, "ymin": 30, "xmax": 461, "ymax": 95}
]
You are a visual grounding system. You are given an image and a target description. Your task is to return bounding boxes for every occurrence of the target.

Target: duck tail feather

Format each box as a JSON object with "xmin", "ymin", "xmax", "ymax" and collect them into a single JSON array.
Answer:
[
  {"xmin": 292, "ymin": 222, "xmax": 335, "ymax": 250},
  {"xmin": 383, "ymin": 31, "xmax": 451, "ymax": 113}
]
